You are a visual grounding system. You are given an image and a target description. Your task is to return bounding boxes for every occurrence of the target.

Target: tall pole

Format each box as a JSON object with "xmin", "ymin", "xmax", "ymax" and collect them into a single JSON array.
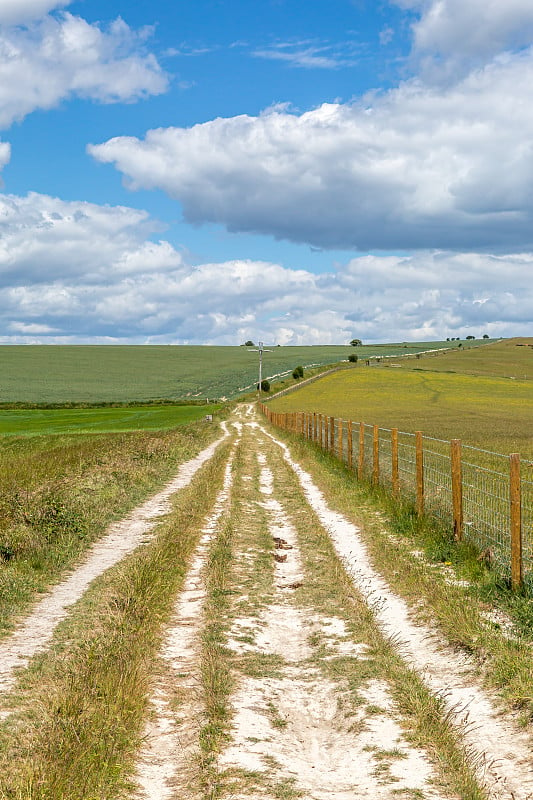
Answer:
[
  {"xmin": 249, "ymin": 341, "xmax": 271, "ymax": 399},
  {"xmin": 258, "ymin": 341, "xmax": 263, "ymax": 398}
]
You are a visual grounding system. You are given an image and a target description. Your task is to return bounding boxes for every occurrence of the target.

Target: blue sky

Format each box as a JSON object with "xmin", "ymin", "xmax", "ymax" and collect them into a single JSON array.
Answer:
[{"xmin": 0, "ymin": 0, "xmax": 531, "ymax": 344}]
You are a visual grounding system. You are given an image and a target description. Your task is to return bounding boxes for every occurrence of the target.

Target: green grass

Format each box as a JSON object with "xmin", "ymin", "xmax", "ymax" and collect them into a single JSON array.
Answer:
[
  {"xmin": 269, "ymin": 341, "xmax": 533, "ymax": 457},
  {"xmin": 0, "ymin": 403, "xmax": 221, "ymax": 436},
  {"xmin": 0, "ymin": 418, "xmax": 223, "ymax": 634},
  {"xmin": 0, "ymin": 340, "xmax": 488, "ymax": 403}
]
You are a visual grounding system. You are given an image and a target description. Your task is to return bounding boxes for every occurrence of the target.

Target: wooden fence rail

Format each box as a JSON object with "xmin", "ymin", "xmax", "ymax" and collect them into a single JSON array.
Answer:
[{"xmin": 259, "ymin": 404, "xmax": 529, "ymax": 590}]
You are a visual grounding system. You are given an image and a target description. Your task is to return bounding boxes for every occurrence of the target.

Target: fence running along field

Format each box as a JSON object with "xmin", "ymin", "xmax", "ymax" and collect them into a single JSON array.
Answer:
[{"xmin": 259, "ymin": 404, "xmax": 533, "ymax": 590}]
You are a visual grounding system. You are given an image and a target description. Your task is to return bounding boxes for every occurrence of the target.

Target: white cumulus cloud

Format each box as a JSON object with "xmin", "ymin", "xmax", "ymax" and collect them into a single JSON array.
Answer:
[
  {"xmin": 0, "ymin": 12, "xmax": 168, "ymax": 128},
  {"xmin": 88, "ymin": 48, "xmax": 533, "ymax": 252},
  {"xmin": 395, "ymin": 0, "xmax": 533, "ymax": 75}
]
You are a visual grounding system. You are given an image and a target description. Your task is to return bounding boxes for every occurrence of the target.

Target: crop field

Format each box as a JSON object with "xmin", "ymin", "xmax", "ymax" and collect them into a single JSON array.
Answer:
[
  {"xmin": 0, "ymin": 340, "xmax": 486, "ymax": 404},
  {"xmin": 268, "ymin": 339, "xmax": 533, "ymax": 458},
  {"xmin": 0, "ymin": 403, "xmax": 221, "ymax": 436}
]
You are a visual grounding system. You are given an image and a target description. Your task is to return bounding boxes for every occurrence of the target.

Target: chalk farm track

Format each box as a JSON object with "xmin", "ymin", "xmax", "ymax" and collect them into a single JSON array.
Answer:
[{"xmin": 0, "ymin": 406, "xmax": 532, "ymax": 800}]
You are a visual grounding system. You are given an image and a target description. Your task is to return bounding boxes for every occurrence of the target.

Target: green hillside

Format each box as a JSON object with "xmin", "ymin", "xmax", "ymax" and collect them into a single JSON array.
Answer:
[{"xmin": 0, "ymin": 340, "xmax": 487, "ymax": 404}]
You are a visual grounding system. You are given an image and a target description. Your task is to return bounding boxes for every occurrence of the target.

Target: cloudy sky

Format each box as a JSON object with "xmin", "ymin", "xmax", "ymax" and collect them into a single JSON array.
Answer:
[{"xmin": 0, "ymin": 0, "xmax": 531, "ymax": 344}]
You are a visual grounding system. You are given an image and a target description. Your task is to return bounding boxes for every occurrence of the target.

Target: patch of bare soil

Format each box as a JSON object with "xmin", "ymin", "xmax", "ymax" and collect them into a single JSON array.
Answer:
[{"xmin": 0, "ymin": 424, "xmax": 229, "ymax": 699}]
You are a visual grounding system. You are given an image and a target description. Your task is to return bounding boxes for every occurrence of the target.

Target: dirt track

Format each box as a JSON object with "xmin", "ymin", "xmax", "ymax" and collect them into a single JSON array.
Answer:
[{"xmin": 1, "ymin": 406, "xmax": 532, "ymax": 799}]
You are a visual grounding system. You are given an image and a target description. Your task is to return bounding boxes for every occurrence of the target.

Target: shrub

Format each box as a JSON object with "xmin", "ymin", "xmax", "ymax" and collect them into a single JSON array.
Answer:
[
  {"xmin": 348, "ymin": 354, "xmax": 358, "ymax": 363},
  {"xmin": 292, "ymin": 365, "xmax": 304, "ymax": 380},
  {"xmin": 258, "ymin": 379, "xmax": 270, "ymax": 392}
]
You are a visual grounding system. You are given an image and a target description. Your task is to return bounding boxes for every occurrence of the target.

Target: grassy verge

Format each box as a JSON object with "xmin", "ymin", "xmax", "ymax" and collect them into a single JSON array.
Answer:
[
  {"xmin": 269, "ymin": 423, "xmax": 533, "ymax": 723},
  {"xmin": 0, "ymin": 417, "xmax": 224, "ymax": 635},
  {"xmin": 0, "ymin": 437, "xmax": 233, "ymax": 800}
]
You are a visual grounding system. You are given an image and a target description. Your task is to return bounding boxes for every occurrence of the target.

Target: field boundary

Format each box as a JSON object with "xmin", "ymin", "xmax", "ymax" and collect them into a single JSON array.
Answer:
[{"xmin": 259, "ymin": 405, "xmax": 533, "ymax": 590}]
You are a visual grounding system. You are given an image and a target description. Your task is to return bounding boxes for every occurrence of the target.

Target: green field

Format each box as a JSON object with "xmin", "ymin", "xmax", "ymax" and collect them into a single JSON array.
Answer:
[
  {"xmin": 0, "ymin": 403, "xmax": 221, "ymax": 436},
  {"xmin": 392, "ymin": 336, "xmax": 533, "ymax": 380},
  {"xmin": 269, "ymin": 339, "xmax": 533, "ymax": 458},
  {"xmin": 0, "ymin": 341, "xmax": 488, "ymax": 404}
]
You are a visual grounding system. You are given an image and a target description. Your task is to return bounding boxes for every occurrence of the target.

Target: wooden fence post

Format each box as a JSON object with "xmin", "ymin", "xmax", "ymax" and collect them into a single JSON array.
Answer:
[
  {"xmin": 392, "ymin": 428, "xmax": 399, "ymax": 497},
  {"xmin": 329, "ymin": 416, "xmax": 335, "ymax": 452},
  {"xmin": 416, "ymin": 431, "xmax": 424, "ymax": 517},
  {"xmin": 373, "ymin": 425, "xmax": 379, "ymax": 485},
  {"xmin": 313, "ymin": 412, "xmax": 317, "ymax": 442},
  {"xmin": 358, "ymin": 422, "xmax": 365, "ymax": 479},
  {"xmin": 347, "ymin": 421, "xmax": 353, "ymax": 469},
  {"xmin": 451, "ymin": 439, "xmax": 463, "ymax": 541},
  {"xmin": 510, "ymin": 453, "xmax": 523, "ymax": 590},
  {"xmin": 338, "ymin": 419, "xmax": 344, "ymax": 461}
]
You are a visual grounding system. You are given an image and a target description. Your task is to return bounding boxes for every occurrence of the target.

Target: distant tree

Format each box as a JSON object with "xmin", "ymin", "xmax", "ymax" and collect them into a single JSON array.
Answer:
[
  {"xmin": 350, "ymin": 338, "xmax": 362, "ymax": 346},
  {"xmin": 483, "ymin": 334, "xmax": 489, "ymax": 339},
  {"xmin": 258, "ymin": 379, "xmax": 270, "ymax": 392},
  {"xmin": 348, "ymin": 354, "xmax": 358, "ymax": 363},
  {"xmin": 466, "ymin": 335, "xmax": 475, "ymax": 340},
  {"xmin": 292, "ymin": 365, "xmax": 304, "ymax": 379},
  {"xmin": 244, "ymin": 340, "xmax": 254, "ymax": 347}
]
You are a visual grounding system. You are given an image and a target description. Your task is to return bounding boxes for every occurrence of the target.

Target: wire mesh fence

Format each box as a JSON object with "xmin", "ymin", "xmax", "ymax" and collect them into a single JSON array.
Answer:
[{"xmin": 259, "ymin": 405, "xmax": 532, "ymax": 589}]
